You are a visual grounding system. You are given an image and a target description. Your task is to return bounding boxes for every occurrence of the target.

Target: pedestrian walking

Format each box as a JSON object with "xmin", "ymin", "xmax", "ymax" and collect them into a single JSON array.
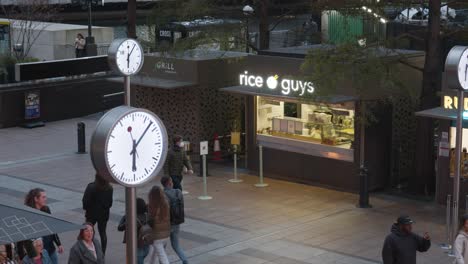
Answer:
[
  {"xmin": 382, "ymin": 215, "xmax": 431, "ymax": 264},
  {"xmin": 82, "ymin": 173, "xmax": 113, "ymax": 255},
  {"xmin": 22, "ymin": 238, "xmax": 52, "ymax": 264},
  {"xmin": 117, "ymin": 198, "xmax": 150, "ymax": 264},
  {"xmin": 74, "ymin": 33, "xmax": 86, "ymax": 58},
  {"xmin": 147, "ymin": 186, "xmax": 171, "ymax": 264},
  {"xmin": 161, "ymin": 176, "xmax": 188, "ymax": 264},
  {"xmin": 454, "ymin": 214, "xmax": 468, "ymax": 264},
  {"xmin": 68, "ymin": 223, "xmax": 105, "ymax": 264},
  {"xmin": 164, "ymin": 135, "xmax": 193, "ymax": 191},
  {"xmin": 24, "ymin": 188, "xmax": 64, "ymax": 264}
]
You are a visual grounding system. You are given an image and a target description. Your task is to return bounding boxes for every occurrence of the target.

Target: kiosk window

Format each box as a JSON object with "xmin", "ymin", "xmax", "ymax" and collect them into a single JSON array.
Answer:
[
  {"xmin": 256, "ymin": 96, "xmax": 355, "ymax": 149},
  {"xmin": 449, "ymin": 126, "xmax": 468, "ymax": 178}
]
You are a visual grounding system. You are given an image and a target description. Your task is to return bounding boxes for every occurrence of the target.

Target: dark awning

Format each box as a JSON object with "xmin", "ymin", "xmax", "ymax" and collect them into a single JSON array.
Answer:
[
  {"xmin": 415, "ymin": 107, "xmax": 459, "ymax": 121},
  {"xmin": 108, "ymin": 76, "xmax": 197, "ymax": 90},
  {"xmin": 220, "ymin": 85, "xmax": 357, "ymax": 104},
  {"xmin": 0, "ymin": 203, "xmax": 83, "ymax": 245}
]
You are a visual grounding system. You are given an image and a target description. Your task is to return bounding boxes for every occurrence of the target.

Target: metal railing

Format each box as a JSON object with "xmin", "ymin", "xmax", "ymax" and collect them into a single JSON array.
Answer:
[{"xmin": 62, "ymin": 44, "xmax": 110, "ymax": 59}]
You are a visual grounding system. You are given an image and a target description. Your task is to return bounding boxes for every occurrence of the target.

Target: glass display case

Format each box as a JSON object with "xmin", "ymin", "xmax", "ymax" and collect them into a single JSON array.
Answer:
[{"xmin": 256, "ymin": 96, "xmax": 355, "ymax": 149}]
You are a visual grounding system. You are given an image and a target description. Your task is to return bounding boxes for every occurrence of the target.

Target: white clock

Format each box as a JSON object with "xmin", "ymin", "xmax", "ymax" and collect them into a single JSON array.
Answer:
[
  {"xmin": 91, "ymin": 106, "xmax": 168, "ymax": 187},
  {"xmin": 458, "ymin": 49, "xmax": 468, "ymax": 90},
  {"xmin": 108, "ymin": 38, "xmax": 144, "ymax": 76},
  {"xmin": 446, "ymin": 46, "xmax": 468, "ymax": 90}
]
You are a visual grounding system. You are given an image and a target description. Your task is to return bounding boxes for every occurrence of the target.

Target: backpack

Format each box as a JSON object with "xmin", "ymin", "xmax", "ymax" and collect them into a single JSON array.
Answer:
[
  {"xmin": 137, "ymin": 215, "xmax": 153, "ymax": 248},
  {"xmin": 168, "ymin": 190, "xmax": 184, "ymax": 225}
]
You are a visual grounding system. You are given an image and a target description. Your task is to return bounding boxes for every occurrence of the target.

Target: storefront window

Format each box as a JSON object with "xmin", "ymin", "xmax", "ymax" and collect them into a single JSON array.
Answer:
[
  {"xmin": 256, "ymin": 96, "xmax": 355, "ymax": 149},
  {"xmin": 449, "ymin": 126, "xmax": 468, "ymax": 177}
]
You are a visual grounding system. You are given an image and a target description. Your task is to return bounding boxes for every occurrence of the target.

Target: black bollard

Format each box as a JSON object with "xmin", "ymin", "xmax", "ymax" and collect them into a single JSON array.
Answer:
[
  {"xmin": 358, "ymin": 165, "xmax": 372, "ymax": 208},
  {"xmin": 77, "ymin": 122, "xmax": 86, "ymax": 154}
]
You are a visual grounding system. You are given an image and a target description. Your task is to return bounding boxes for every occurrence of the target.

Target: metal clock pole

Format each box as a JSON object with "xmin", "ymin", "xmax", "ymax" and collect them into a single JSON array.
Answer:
[
  {"xmin": 124, "ymin": 75, "xmax": 137, "ymax": 264},
  {"xmin": 453, "ymin": 89, "xmax": 464, "ymax": 248}
]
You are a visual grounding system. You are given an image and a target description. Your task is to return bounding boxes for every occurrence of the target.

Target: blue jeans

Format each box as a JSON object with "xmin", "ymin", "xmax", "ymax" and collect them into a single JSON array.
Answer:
[
  {"xmin": 137, "ymin": 245, "xmax": 149, "ymax": 264},
  {"xmin": 48, "ymin": 250, "xmax": 58, "ymax": 264},
  {"xmin": 170, "ymin": 225, "xmax": 188, "ymax": 263}
]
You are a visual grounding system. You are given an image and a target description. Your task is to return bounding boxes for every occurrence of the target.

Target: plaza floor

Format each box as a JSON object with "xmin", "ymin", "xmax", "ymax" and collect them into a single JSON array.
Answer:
[{"xmin": 0, "ymin": 113, "xmax": 453, "ymax": 264}]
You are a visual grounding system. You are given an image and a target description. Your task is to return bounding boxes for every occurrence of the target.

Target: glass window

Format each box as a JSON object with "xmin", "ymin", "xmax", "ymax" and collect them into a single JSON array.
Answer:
[
  {"xmin": 256, "ymin": 96, "xmax": 355, "ymax": 149},
  {"xmin": 449, "ymin": 127, "xmax": 468, "ymax": 178}
]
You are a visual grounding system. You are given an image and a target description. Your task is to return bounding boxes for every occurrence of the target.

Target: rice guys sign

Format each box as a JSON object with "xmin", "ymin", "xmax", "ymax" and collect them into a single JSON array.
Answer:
[{"xmin": 239, "ymin": 71, "xmax": 314, "ymax": 96}]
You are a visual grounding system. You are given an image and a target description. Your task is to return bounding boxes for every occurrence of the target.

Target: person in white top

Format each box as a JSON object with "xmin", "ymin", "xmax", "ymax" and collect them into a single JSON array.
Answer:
[
  {"xmin": 74, "ymin": 33, "xmax": 86, "ymax": 58},
  {"xmin": 454, "ymin": 214, "xmax": 468, "ymax": 264}
]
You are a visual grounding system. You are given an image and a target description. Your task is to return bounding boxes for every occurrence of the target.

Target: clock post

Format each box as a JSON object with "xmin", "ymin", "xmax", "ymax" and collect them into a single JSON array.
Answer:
[
  {"xmin": 124, "ymin": 74, "xmax": 138, "ymax": 264},
  {"xmin": 107, "ymin": 38, "xmax": 145, "ymax": 264},
  {"xmin": 445, "ymin": 46, "xmax": 468, "ymax": 252}
]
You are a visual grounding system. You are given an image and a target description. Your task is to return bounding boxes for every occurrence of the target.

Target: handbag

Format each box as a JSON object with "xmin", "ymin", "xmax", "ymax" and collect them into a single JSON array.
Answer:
[{"xmin": 137, "ymin": 214, "xmax": 153, "ymax": 248}]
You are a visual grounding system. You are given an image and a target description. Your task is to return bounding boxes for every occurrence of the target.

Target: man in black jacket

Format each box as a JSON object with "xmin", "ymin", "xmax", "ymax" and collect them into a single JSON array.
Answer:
[
  {"xmin": 382, "ymin": 215, "xmax": 431, "ymax": 264},
  {"xmin": 164, "ymin": 135, "xmax": 193, "ymax": 191}
]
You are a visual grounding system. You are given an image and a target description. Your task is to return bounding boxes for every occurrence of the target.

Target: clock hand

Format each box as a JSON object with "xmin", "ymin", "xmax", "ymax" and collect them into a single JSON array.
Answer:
[
  {"xmin": 128, "ymin": 128, "xmax": 139, "ymax": 158},
  {"xmin": 129, "ymin": 44, "xmax": 136, "ymax": 56},
  {"xmin": 130, "ymin": 121, "xmax": 153, "ymax": 155},
  {"xmin": 132, "ymin": 139, "xmax": 137, "ymax": 172},
  {"xmin": 127, "ymin": 45, "xmax": 130, "ymax": 69}
]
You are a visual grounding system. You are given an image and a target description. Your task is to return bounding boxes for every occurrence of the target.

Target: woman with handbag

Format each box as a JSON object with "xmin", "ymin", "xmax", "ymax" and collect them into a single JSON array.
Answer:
[
  {"xmin": 118, "ymin": 198, "xmax": 149, "ymax": 264},
  {"xmin": 146, "ymin": 186, "xmax": 171, "ymax": 264}
]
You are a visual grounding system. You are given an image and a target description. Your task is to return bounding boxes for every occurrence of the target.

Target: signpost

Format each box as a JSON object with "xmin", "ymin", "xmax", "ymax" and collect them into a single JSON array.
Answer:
[
  {"xmin": 229, "ymin": 132, "xmax": 242, "ymax": 183},
  {"xmin": 198, "ymin": 141, "xmax": 212, "ymax": 200},
  {"xmin": 255, "ymin": 145, "xmax": 268, "ymax": 187}
]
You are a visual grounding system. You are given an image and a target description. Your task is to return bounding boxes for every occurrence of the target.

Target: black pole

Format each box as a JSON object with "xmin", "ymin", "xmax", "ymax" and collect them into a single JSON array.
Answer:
[
  {"xmin": 87, "ymin": 0, "xmax": 92, "ymax": 37},
  {"xmin": 77, "ymin": 122, "xmax": 86, "ymax": 154},
  {"xmin": 357, "ymin": 100, "xmax": 371, "ymax": 208},
  {"xmin": 127, "ymin": 0, "xmax": 137, "ymax": 38},
  {"xmin": 358, "ymin": 165, "xmax": 371, "ymax": 208},
  {"xmin": 245, "ymin": 16, "xmax": 249, "ymax": 53}
]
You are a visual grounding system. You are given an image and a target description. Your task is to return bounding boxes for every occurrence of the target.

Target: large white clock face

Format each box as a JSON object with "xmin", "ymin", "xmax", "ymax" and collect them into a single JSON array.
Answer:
[
  {"xmin": 115, "ymin": 39, "xmax": 143, "ymax": 76},
  {"xmin": 105, "ymin": 110, "xmax": 165, "ymax": 185},
  {"xmin": 458, "ymin": 49, "xmax": 468, "ymax": 90}
]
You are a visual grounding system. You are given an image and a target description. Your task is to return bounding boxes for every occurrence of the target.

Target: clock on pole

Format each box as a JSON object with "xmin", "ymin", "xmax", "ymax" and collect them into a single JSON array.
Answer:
[
  {"xmin": 90, "ymin": 106, "xmax": 168, "ymax": 187},
  {"xmin": 94, "ymin": 38, "xmax": 160, "ymax": 264},
  {"xmin": 445, "ymin": 45, "xmax": 468, "ymax": 248},
  {"xmin": 108, "ymin": 38, "xmax": 144, "ymax": 76}
]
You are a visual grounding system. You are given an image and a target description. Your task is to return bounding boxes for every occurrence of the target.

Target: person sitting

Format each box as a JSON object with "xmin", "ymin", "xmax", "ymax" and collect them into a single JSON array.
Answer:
[
  {"xmin": 68, "ymin": 223, "xmax": 105, "ymax": 264},
  {"xmin": 22, "ymin": 238, "xmax": 52, "ymax": 264}
]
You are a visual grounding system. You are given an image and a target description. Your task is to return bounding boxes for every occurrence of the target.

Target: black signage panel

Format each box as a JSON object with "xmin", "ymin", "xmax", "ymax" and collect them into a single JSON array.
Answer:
[{"xmin": 16, "ymin": 56, "xmax": 110, "ymax": 82}]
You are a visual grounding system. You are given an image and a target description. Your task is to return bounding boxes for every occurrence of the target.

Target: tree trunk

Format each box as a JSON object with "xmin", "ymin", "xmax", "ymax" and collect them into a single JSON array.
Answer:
[
  {"xmin": 412, "ymin": 0, "xmax": 442, "ymax": 195},
  {"xmin": 258, "ymin": 0, "xmax": 269, "ymax": 50},
  {"xmin": 127, "ymin": 0, "xmax": 137, "ymax": 39}
]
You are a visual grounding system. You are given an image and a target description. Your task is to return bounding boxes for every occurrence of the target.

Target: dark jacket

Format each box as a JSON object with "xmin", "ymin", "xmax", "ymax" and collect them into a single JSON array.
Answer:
[
  {"xmin": 40, "ymin": 206, "xmax": 62, "ymax": 255},
  {"xmin": 164, "ymin": 187, "xmax": 185, "ymax": 225},
  {"xmin": 382, "ymin": 224, "xmax": 431, "ymax": 264},
  {"xmin": 164, "ymin": 146, "xmax": 192, "ymax": 176},
  {"xmin": 117, "ymin": 213, "xmax": 148, "ymax": 245},
  {"xmin": 68, "ymin": 239, "xmax": 104, "ymax": 264},
  {"xmin": 82, "ymin": 182, "xmax": 113, "ymax": 222}
]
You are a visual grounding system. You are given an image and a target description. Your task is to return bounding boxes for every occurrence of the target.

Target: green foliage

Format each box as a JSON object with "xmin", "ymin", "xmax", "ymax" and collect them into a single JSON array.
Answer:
[
  {"xmin": 147, "ymin": 0, "xmax": 243, "ymax": 54},
  {"xmin": 301, "ymin": 42, "xmax": 419, "ymax": 125},
  {"xmin": 0, "ymin": 55, "xmax": 17, "ymax": 67}
]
